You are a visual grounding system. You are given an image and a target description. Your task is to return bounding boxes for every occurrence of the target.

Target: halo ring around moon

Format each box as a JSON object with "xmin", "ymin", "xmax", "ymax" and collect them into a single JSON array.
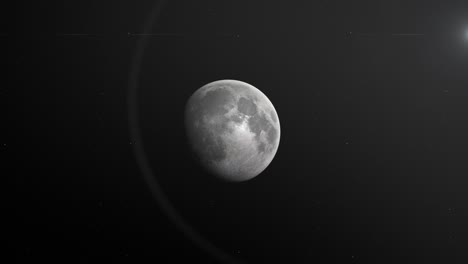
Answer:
[{"xmin": 127, "ymin": 1, "xmax": 242, "ymax": 263}]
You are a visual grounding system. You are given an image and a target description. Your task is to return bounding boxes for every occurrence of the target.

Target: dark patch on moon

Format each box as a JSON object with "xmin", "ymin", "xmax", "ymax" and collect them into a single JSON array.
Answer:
[
  {"xmin": 248, "ymin": 111, "xmax": 271, "ymax": 138},
  {"xmin": 258, "ymin": 141, "xmax": 266, "ymax": 153},
  {"xmin": 199, "ymin": 88, "xmax": 234, "ymax": 117},
  {"xmin": 248, "ymin": 110, "xmax": 278, "ymax": 151},
  {"xmin": 237, "ymin": 97, "xmax": 257, "ymax": 116},
  {"xmin": 267, "ymin": 126, "xmax": 277, "ymax": 144}
]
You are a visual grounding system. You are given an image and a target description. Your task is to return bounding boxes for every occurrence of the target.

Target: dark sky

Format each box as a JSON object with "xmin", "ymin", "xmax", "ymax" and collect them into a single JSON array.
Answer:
[{"xmin": 12, "ymin": 0, "xmax": 468, "ymax": 263}]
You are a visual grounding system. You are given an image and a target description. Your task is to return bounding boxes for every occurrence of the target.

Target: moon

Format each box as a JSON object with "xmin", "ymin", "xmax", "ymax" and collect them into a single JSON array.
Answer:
[{"xmin": 184, "ymin": 80, "xmax": 280, "ymax": 182}]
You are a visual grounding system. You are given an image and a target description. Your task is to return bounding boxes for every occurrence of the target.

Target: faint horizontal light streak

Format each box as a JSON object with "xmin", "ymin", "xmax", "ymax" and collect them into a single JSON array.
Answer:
[{"xmin": 127, "ymin": 32, "xmax": 240, "ymax": 38}]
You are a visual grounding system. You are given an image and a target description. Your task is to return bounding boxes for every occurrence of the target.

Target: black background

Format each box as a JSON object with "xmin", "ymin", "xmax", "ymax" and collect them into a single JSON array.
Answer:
[{"xmin": 12, "ymin": 0, "xmax": 468, "ymax": 263}]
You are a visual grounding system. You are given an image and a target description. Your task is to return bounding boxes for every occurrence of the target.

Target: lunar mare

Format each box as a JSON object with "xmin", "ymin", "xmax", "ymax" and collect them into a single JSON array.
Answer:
[{"xmin": 185, "ymin": 80, "xmax": 280, "ymax": 182}]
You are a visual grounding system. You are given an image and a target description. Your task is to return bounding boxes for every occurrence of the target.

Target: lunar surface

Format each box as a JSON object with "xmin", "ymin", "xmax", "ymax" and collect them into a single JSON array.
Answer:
[{"xmin": 185, "ymin": 80, "xmax": 280, "ymax": 182}]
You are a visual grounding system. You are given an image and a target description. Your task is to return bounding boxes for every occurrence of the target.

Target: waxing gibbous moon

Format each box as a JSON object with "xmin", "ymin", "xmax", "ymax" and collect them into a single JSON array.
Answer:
[{"xmin": 185, "ymin": 80, "xmax": 280, "ymax": 182}]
